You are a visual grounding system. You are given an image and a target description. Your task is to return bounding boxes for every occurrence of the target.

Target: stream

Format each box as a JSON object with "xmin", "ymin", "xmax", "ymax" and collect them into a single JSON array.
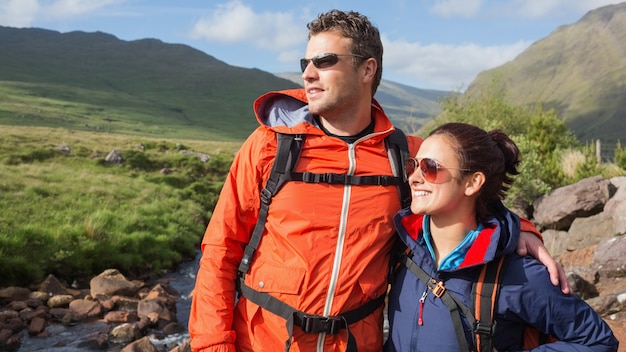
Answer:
[{"xmin": 16, "ymin": 250, "xmax": 201, "ymax": 352}]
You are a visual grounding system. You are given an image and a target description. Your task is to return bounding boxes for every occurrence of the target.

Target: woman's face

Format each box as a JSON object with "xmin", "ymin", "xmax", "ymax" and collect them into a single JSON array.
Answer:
[{"xmin": 407, "ymin": 134, "xmax": 470, "ymax": 216}]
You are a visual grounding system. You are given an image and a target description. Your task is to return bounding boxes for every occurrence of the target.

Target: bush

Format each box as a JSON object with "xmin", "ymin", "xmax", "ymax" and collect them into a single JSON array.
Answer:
[{"xmin": 424, "ymin": 83, "xmax": 579, "ymax": 205}]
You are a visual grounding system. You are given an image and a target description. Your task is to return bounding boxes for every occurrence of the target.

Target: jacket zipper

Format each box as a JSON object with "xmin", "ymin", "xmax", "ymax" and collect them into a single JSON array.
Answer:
[
  {"xmin": 317, "ymin": 143, "xmax": 357, "ymax": 351},
  {"xmin": 418, "ymin": 288, "xmax": 428, "ymax": 326}
]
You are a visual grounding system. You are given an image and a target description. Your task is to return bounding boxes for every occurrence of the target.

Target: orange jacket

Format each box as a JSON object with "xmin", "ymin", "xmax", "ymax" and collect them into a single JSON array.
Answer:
[
  {"xmin": 188, "ymin": 89, "xmax": 540, "ymax": 352},
  {"xmin": 189, "ymin": 89, "xmax": 422, "ymax": 351}
]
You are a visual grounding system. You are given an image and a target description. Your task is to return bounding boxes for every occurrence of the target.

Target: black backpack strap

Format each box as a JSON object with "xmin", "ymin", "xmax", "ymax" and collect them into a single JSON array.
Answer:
[
  {"xmin": 385, "ymin": 128, "xmax": 412, "ymax": 208},
  {"xmin": 283, "ymin": 129, "xmax": 409, "ymax": 194},
  {"xmin": 290, "ymin": 172, "xmax": 403, "ymax": 186},
  {"xmin": 472, "ymin": 255, "xmax": 508, "ymax": 352},
  {"xmin": 237, "ymin": 277, "xmax": 385, "ymax": 352},
  {"xmin": 238, "ymin": 133, "xmax": 303, "ymax": 275}
]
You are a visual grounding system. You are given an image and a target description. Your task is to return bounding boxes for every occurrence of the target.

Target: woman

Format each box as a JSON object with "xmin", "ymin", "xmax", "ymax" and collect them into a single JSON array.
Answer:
[{"xmin": 384, "ymin": 122, "xmax": 618, "ymax": 351}]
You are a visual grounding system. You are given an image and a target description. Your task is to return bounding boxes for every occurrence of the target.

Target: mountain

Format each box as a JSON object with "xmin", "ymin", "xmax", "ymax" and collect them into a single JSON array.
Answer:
[
  {"xmin": 465, "ymin": 3, "xmax": 626, "ymax": 148},
  {"xmin": 0, "ymin": 26, "xmax": 446, "ymax": 141},
  {"xmin": 0, "ymin": 26, "xmax": 300, "ymax": 141},
  {"xmin": 275, "ymin": 72, "xmax": 450, "ymax": 134}
]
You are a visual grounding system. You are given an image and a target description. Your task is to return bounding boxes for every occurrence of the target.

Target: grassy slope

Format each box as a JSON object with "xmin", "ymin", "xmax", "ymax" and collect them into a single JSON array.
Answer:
[
  {"xmin": 0, "ymin": 27, "xmax": 300, "ymax": 141},
  {"xmin": 466, "ymin": 3, "xmax": 626, "ymax": 147},
  {"xmin": 0, "ymin": 125, "xmax": 241, "ymax": 286}
]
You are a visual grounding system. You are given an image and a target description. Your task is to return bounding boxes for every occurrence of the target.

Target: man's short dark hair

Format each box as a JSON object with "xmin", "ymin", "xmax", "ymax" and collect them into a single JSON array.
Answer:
[{"xmin": 307, "ymin": 9, "xmax": 383, "ymax": 96}]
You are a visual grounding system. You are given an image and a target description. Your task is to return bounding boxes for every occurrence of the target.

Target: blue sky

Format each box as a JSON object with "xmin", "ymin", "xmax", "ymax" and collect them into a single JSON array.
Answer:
[{"xmin": 0, "ymin": 0, "xmax": 621, "ymax": 90}]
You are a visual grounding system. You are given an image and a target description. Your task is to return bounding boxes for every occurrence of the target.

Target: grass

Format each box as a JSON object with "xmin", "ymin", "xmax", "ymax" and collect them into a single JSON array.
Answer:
[{"xmin": 0, "ymin": 125, "xmax": 241, "ymax": 287}]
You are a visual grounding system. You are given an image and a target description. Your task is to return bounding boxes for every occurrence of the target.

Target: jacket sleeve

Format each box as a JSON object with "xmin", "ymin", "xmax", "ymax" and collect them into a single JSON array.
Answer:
[
  {"xmin": 188, "ymin": 129, "xmax": 273, "ymax": 352},
  {"xmin": 496, "ymin": 255, "xmax": 619, "ymax": 352},
  {"xmin": 519, "ymin": 217, "xmax": 543, "ymax": 242}
]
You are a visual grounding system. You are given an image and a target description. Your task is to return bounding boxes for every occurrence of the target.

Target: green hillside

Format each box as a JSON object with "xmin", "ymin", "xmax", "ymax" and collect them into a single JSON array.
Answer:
[
  {"xmin": 0, "ymin": 26, "xmax": 300, "ymax": 141},
  {"xmin": 466, "ymin": 3, "xmax": 626, "ymax": 149}
]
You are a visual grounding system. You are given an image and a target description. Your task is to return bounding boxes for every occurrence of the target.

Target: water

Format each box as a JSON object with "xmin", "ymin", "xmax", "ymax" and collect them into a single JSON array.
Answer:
[{"xmin": 16, "ymin": 251, "xmax": 201, "ymax": 352}]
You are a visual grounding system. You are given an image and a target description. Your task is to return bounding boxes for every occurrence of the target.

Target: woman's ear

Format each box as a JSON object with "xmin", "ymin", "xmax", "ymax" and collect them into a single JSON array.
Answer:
[{"xmin": 465, "ymin": 172, "xmax": 485, "ymax": 196}]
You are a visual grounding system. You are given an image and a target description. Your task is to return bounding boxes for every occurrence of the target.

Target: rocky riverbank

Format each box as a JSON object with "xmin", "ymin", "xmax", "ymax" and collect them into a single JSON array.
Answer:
[{"xmin": 0, "ymin": 268, "xmax": 192, "ymax": 351}]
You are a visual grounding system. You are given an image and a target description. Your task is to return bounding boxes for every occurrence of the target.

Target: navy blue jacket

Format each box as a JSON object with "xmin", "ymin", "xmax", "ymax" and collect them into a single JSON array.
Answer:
[{"xmin": 385, "ymin": 208, "xmax": 618, "ymax": 352}]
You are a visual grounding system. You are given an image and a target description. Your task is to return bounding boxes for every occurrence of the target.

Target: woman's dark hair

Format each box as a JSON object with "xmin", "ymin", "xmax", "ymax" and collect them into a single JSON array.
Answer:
[
  {"xmin": 429, "ymin": 122, "xmax": 521, "ymax": 223},
  {"xmin": 307, "ymin": 9, "xmax": 383, "ymax": 96}
]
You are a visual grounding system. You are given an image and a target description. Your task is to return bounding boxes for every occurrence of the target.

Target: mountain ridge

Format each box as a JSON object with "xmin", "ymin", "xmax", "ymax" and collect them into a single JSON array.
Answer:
[{"xmin": 465, "ymin": 2, "xmax": 626, "ymax": 148}]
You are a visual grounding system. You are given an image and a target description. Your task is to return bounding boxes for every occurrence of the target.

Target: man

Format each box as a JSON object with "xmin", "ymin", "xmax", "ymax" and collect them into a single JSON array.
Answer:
[{"xmin": 189, "ymin": 9, "xmax": 566, "ymax": 352}]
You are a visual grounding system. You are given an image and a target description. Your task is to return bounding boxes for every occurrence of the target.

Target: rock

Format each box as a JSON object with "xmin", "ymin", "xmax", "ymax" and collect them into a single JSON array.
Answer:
[
  {"xmin": 105, "ymin": 149, "xmax": 123, "ymax": 164},
  {"xmin": 533, "ymin": 176, "xmax": 613, "ymax": 230},
  {"xmin": 0, "ymin": 287, "xmax": 31, "ymax": 302},
  {"xmin": 565, "ymin": 211, "xmax": 614, "ymax": 250},
  {"xmin": 58, "ymin": 145, "xmax": 71, "ymax": 154},
  {"xmin": 47, "ymin": 294, "xmax": 74, "ymax": 308},
  {"xmin": 587, "ymin": 294, "xmax": 623, "ymax": 316},
  {"xmin": 69, "ymin": 299, "xmax": 103, "ymax": 320},
  {"xmin": 90, "ymin": 269, "xmax": 139, "ymax": 298},
  {"xmin": 179, "ymin": 150, "xmax": 210, "ymax": 163},
  {"xmin": 593, "ymin": 235, "xmax": 626, "ymax": 279},
  {"xmin": 121, "ymin": 336, "xmax": 159, "ymax": 352},
  {"xmin": 111, "ymin": 295, "xmax": 140, "ymax": 311},
  {"xmin": 28, "ymin": 291, "xmax": 50, "ymax": 303},
  {"xmin": 566, "ymin": 272, "xmax": 598, "ymax": 299},
  {"xmin": 541, "ymin": 229, "xmax": 569, "ymax": 257},
  {"xmin": 169, "ymin": 339, "xmax": 192, "ymax": 352},
  {"xmin": 137, "ymin": 299, "xmax": 172, "ymax": 322},
  {"xmin": 108, "ymin": 323, "xmax": 141, "ymax": 344},
  {"xmin": 27, "ymin": 317, "xmax": 45, "ymax": 335},
  {"xmin": 104, "ymin": 310, "xmax": 138, "ymax": 323},
  {"xmin": 38, "ymin": 274, "xmax": 68, "ymax": 295},
  {"xmin": 162, "ymin": 321, "xmax": 185, "ymax": 335},
  {"xmin": 7, "ymin": 301, "xmax": 27, "ymax": 311}
]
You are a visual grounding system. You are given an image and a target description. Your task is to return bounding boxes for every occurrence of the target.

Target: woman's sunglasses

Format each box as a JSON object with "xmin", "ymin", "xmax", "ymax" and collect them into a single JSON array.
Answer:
[
  {"xmin": 300, "ymin": 53, "xmax": 367, "ymax": 72},
  {"xmin": 405, "ymin": 157, "xmax": 472, "ymax": 184}
]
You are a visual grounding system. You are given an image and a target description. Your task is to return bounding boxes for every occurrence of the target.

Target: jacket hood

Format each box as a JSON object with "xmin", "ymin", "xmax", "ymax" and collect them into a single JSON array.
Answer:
[
  {"xmin": 253, "ymin": 88, "xmax": 393, "ymax": 136},
  {"xmin": 394, "ymin": 207, "xmax": 521, "ymax": 269}
]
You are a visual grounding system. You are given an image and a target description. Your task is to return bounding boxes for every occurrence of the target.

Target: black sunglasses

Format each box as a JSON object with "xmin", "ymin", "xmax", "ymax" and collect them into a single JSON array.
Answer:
[
  {"xmin": 405, "ymin": 157, "xmax": 472, "ymax": 184},
  {"xmin": 300, "ymin": 53, "xmax": 367, "ymax": 72}
]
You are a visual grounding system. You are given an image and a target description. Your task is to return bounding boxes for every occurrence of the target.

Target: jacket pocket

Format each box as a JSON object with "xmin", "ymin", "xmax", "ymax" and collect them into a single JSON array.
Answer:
[
  {"xmin": 244, "ymin": 260, "xmax": 306, "ymax": 295},
  {"xmin": 357, "ymin": 270, "xmax": 386, "ymax": 301}
]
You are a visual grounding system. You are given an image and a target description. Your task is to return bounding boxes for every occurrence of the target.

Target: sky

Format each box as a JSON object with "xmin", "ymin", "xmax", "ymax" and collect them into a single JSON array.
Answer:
[{"xmin": 0, "ymin": 0, "xmax": 622, "ymax": 91}]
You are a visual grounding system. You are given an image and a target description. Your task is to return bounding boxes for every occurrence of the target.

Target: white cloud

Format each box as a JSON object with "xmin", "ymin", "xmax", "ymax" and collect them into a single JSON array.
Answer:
[
  {"xmin": 0, "ymin": 0, "xmax": 40, "ymax": 27},
  {"xmin": 46, "ymin": 0, "xmax": 125, "ymax": 18},
  {"xmin": 0, "ymin": 0, "xmax": 125, "ymax": 26},
  {"xmin": 190, "ymin": 0, "xmax": 305, "ymax": 51},
  {"xmin": 430, "ymin": 0, "xmax": 485, "ymax": 18},
  {"xmin": 383, "ymin": 35, "xmax": 531, "ymax": 90},
  {"xmin": 498, "ymin": 0, "xmax": 622, "ymax": 19},
  {"xmin": 428, "ymin": 0, "xmax": 622, "ymax": 20}
]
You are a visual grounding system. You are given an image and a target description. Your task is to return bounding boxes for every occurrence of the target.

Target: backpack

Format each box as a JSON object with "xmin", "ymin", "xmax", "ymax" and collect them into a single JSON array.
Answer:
[
  {"xmin": 236, "ymin": 129, "xmax": 412, "ymax": 352},
  {"xmin": 473, "ymin": 255, "xmax": 558, "ymax": 351},
  {"xmin": 399, "ymin": 250, "xmax": 557, "ymax": 351}
]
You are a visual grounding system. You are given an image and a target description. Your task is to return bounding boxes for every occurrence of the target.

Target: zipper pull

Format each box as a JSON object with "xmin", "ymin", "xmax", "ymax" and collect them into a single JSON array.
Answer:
[{"xmin": 418, "ymin": 289, "xmax": 428, "ymax": 326}]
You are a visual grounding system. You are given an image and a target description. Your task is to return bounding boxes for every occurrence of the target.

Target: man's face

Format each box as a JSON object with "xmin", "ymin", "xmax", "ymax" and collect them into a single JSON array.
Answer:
[{"xmin": 301, "ymin": 31, "xmax": 367, "ymax": 120}]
